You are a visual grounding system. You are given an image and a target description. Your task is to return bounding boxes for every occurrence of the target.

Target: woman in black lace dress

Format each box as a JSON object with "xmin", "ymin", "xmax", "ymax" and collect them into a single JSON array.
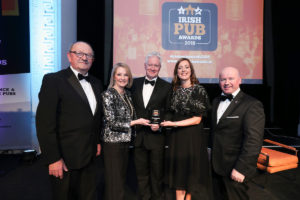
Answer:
[{"xmin": 161, "ymin": 58, "xmax": 210, "ymax": 200}]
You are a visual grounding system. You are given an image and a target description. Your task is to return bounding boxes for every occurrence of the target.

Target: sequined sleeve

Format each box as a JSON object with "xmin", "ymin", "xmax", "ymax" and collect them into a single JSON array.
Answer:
[{"xmin": 102, "ymin": 90, "xmax": 131, "ymax": 133}]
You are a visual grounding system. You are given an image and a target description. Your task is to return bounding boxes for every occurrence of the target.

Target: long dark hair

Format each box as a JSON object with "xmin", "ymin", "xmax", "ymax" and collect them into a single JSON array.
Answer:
[{"xmin": 172, "ymin": 58, "xmax": 199, "ymax": 91}]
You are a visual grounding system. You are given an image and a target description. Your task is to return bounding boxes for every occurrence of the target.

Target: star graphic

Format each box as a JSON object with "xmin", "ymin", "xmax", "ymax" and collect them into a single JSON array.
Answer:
[
  {"xmin": 177, "ymin": 6, "xmax": 185, "ymax": 15},
  {"xmin": 185, "ymin": 5, "xmax": 195, "ymax": 15},
  {"xmin": 195, "ymin": 7, "xmax": 203, "ymax": 15}
]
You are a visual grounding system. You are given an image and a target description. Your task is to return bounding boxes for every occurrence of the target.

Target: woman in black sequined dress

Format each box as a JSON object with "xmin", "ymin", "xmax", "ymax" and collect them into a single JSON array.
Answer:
[{"xmin": 101, "ymin": 63, "xmax": 150, "ymax": 200}]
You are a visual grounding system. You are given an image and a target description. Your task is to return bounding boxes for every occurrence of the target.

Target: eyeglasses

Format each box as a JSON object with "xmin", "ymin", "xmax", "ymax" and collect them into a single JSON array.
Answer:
[{"xmin": 69, "ymin": 51, "xmax": 94, "ymax": 59}]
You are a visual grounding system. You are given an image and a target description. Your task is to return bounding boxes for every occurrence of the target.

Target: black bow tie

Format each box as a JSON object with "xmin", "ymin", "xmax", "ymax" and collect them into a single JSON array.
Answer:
[
  {"xmin": 78, "ymin": 73, "xmax": 90, "ymax": 82},
  {"xmin": 220, "ymin": 94, "xmax": 233, "ymax": 101},
  {"xmin": 145, "ymin": 79, "xmax": 155, "ymax": 86}
]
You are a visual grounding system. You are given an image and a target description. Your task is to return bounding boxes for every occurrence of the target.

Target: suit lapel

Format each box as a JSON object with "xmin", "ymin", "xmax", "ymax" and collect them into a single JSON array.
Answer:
[
  {"xmin": 135, "ymin": 77, "xmax": 146, "ymax": 109},
  {"xmin": 212, "ymin": 98, "xmax": 220, "ymax": 128},
  {"xmin": 65, "ymin": 68, "xmax": 91, "ymax": 113},
  {"xmin": 89, "ymin": 78, "xmax": 101, "ymax": 115}
]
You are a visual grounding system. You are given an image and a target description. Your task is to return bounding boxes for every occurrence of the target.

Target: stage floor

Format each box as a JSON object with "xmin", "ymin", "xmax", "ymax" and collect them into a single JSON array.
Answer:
[{"xmin": 0, "ymin": 152, "xmax": 299, "ymax": 200}]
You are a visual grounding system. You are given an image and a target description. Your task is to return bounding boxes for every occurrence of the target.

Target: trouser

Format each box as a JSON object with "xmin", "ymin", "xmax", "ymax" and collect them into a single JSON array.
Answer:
[
  {"xmin": 134, "ymin": 145, "xmax": 164, "ymax": 200},
  {"xmin": 50, "ymin": 161, "xmax": 97, "ymax": 200},
  {"xmin": 103, "ymin": 142, "xmax": 130, "ymax": 200},
  {"xmin": 212, "ymin": 170, "xmax": 249, "ymax": 200}
]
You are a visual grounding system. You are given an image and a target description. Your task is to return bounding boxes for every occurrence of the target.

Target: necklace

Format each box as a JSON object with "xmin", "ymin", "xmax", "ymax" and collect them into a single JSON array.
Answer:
[{"xmin": 117, "ymin": 90, "xmax": 134, "ymax": 118}]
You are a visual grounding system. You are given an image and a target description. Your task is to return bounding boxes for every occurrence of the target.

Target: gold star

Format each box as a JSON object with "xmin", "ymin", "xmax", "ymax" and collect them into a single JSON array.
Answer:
[{"xmin": 185, "ymin": 5, "xmax": 195, "ymax": 15}]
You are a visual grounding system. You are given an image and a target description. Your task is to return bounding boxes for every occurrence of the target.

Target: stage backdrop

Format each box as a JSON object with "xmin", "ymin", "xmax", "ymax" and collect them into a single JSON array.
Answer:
[
  {"xmin": 113, "ymin": 0, "xmax": 263, "ymax": 83},
  {"xmin": 0, "ymin": 0, "xmax": 32, "ymax": 150},
  {"xmin": 0, "ymin": 0, "xmax": 76, "ymax": 152}
]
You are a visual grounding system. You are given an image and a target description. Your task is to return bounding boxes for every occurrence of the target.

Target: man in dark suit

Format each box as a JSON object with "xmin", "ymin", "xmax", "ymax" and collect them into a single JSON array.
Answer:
[
  {"xmin": 36, "ymin": 41, "xmax": 103, "ymax": 200},
  {"xmin": 211, "ymin": 67, "xmax": 265, "ymax": 200},
  {"xmin": 131, "ymin": 52, "xmax": 171, "ymax": 200}
]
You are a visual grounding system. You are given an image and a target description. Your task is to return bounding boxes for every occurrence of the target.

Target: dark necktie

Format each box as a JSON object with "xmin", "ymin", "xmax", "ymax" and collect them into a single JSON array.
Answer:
[
  {"xmin": 220, "ymin": 94, "xmax": 233, "ymax": 101},
  {"xmin": 145, "ymin": 79, "xmax": 155, "ymax": 86},
  {"xmin": 78, "ymin": 73, "xmax": 90, "ymax": 82}
]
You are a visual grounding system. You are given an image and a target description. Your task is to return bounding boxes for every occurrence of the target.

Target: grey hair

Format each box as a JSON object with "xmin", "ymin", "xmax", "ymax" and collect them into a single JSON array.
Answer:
[
  {"xmin": 145, "ymin": 51, "xmax": 162, "ymax": 64},
  {"xmin": 69, "ymin": 41, "xmax": 94, "ymax": 55}
]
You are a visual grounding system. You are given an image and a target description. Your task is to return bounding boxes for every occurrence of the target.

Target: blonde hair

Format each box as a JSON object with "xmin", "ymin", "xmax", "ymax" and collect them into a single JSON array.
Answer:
[{"xmin": 108, "ymin": 63, "xmax": 133, "ymax": 88}]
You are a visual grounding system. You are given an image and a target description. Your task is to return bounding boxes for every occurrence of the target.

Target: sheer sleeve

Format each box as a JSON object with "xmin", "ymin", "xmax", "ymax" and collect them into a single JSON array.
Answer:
[
  {"xmin": 188, "ymin": 85, "xmax": 210, "ymax": 116},
  {"xmin": 170, "ymin": 85, "xmax": 210, "ymax": 116}
]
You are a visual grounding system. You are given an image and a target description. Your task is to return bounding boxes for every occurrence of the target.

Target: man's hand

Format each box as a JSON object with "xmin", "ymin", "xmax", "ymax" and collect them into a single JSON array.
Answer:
[
  {"xmin": 96, "ymin": 143, "xmax": 101, "ymax": 156},
  {"xmin": 231, "ymin": 168, "xmax": 245, "ymax": 183},
  {"xmin": 49, "ymin": 158, "xmax": 68, "ymax": 179}
]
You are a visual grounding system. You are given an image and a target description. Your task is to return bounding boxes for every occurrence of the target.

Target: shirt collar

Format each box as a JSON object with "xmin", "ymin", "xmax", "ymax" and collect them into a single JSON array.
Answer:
[
  {"xmin": 70, "ymin": 66, "xmax": 89, "ymax": 79},
  {"xmin": 145, "ymin": 76, "xmax": 158, "ymax": 82},
  {"xmin": 221, "ymin": 88, "xmax": 240, "ymax": 98}
]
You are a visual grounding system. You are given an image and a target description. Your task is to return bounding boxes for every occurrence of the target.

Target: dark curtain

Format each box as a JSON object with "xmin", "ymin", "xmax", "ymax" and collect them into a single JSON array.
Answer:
[
  {"xmin": 77, "ymin": 0, "xmax": 113, "ymax": 87},
  {"xmin": 270, "ymin": 0, "xmax": 300, "ymax": 136}
]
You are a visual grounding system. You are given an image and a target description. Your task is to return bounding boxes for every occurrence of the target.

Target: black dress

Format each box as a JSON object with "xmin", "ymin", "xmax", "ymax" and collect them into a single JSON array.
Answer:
[{"xmin": 165, "ymin": 84, "xmax": 211, "ymax": 198}]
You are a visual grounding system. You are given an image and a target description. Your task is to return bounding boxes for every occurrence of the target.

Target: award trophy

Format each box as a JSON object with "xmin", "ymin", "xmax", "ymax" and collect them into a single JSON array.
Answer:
[{"xmin": 151, "ymin": 109, "xmax": 160, "ymax": 124}]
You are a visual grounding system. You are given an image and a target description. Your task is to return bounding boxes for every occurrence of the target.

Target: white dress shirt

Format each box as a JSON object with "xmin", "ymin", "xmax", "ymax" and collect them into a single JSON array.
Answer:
[
  {"xmin": 142, "ymin": 77, "xmax": 157, "ymax": 108},
  {"xmin": 217, "ymin": 88, "xmax": 240, "ymax": 124},
  {"xmin": 70, "ymin": 66, "xmax": 97, "ymax": 115}
]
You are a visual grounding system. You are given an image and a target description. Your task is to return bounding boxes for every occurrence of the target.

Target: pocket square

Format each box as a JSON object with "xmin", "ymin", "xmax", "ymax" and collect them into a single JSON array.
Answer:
[{"xmin": 226, "ymin": 116, "xmax": 239, "ymax": 119}]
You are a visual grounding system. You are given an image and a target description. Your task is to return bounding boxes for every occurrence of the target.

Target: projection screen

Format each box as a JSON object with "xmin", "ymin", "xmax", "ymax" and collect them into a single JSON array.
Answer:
[{"xmin": 113, "ymin": 0, "xmax": 263, "ymax": 84}]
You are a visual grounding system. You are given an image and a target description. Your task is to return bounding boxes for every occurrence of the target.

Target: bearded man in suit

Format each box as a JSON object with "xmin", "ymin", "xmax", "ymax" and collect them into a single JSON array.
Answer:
[
  {"xmin": 211, "ymin": 66, "xmax": 265, "ymax": 200},
  {"xmin": 131, "ymin": 52, "xmax": 172, "ymax": 200},
  {"xmin": 36, "ymin": 41, "xmax": 103, "ymax": 200}
]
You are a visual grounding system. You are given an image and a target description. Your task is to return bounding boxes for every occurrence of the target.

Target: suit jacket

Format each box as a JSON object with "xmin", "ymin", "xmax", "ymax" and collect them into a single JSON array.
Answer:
[
  {"xmin": 36, "ymin": 67, "xmax": 103, "ymax": 170},
  {"xmin": 211, "ymin": 90, "xmax": 265, "ymax": 179},
  {"xmin": 131, "ymin": 77, "xmax": 172, "ymax": 149}
]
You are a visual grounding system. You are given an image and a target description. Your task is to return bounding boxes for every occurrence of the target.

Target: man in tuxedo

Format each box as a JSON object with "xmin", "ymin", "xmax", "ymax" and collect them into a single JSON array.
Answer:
[
  {"xmin": 36, "ymin": 41, "xmax": 103, "ymax": 200},
  {"xmin": 131, "ymin": 52, "xmax": 171, "ymax": 200},
  {"xmin": 210, "ymin": 67, "xmax": 265, "ymax": 200}
]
